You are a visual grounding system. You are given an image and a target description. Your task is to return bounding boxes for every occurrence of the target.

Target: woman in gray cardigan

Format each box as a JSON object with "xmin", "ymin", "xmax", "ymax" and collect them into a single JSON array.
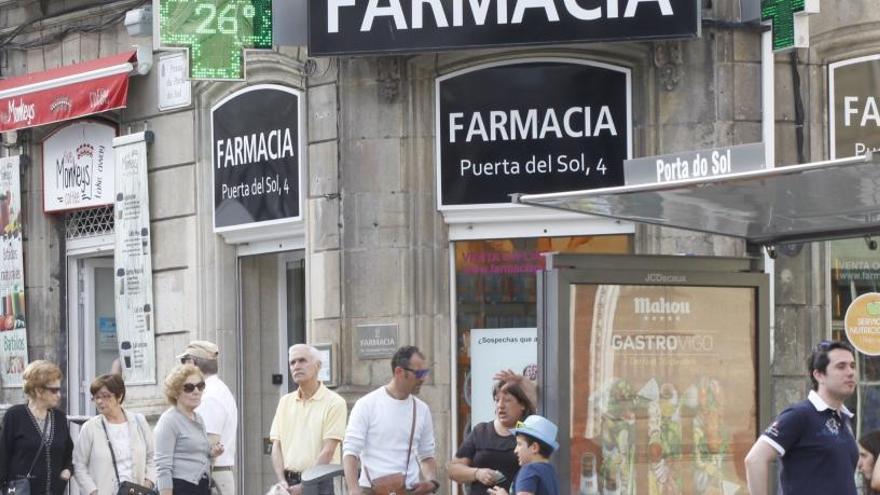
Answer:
[
  {"xmin": 154, "ymin": 364, "xmax": 224, "ymax": 495},
  {"xmin": 72, "ymin": 373, "xmax": 157, "ymax": 495}
]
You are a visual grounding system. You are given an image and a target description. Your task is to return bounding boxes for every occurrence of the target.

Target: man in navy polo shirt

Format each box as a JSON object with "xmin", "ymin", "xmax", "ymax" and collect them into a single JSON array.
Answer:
[{"xmin": 745, "ymin": 340, "xmax": 859, "ymax": 495}]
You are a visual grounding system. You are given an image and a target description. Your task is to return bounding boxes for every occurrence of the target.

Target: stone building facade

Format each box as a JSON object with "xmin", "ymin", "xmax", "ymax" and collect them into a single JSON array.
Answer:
[{"xmin": 0, "ymin": 0, "xmax": 877, "ymax": 493}]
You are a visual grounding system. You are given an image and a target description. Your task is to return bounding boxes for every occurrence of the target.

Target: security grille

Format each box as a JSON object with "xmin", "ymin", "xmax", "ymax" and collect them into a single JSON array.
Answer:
[{"xmin": 65, "ymin": 205, "xmax": 115, "ymax": 239}]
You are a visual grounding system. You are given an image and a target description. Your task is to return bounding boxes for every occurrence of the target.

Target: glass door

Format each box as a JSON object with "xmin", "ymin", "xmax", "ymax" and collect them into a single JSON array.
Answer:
[{"xmin": 68, "ymin": 256, "xmax": 115, "ymax": 417}]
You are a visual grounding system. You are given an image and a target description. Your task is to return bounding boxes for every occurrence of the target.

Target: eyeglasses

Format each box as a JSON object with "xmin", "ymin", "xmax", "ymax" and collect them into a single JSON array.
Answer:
[
  {"xmin": 180, "ymin": 356, "xmax": 192, "ymax": 364},
  {"xmin": 43, "ymin": 386, "xmax": 62, "ymax": 395},
  {"xmin": 401, "ymin": 367, "xmax": 430, "ymax": 379},
  {"xmin": 182, "ymin": 381, "xmax": 206, "ymax": 393}
]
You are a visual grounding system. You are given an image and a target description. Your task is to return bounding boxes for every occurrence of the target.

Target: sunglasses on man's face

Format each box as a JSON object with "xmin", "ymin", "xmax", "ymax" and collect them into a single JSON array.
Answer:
[
  {"xmin": 182, "ymin": 381, "xmax": 206, "ymax": 393},
  {"xmin": 401, "ymin": 367, "xmax": 430, "ymax": 379}
]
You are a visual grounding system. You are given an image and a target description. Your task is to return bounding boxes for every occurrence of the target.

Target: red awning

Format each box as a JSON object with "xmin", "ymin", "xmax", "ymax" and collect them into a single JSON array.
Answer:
[{"xmin": 0, "ymin": 51, "xmax": 137, "ymax": 132}]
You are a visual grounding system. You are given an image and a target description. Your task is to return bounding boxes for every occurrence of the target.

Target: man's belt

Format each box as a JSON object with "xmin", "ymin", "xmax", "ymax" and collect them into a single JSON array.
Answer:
[{"xmin": 213, "ymin": 466, "xmax": 233, "ymax": 472}]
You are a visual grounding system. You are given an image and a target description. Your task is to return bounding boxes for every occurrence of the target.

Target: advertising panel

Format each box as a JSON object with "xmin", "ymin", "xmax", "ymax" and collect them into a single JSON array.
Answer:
[
  {"xmin": 469, "ymin": 327, "xmax": 537, "ymax": 425},
  {"xmin": 829, "ymin": 54, "xmax": 880, "ymax": 159},
  {"xmin": 0, "ymin": 155, "xmax": 27, "ymax": 388},
  {"xmin": 308, "ymin": 0, "xmax": 700, "ymax": 56},
  {"xmin": 437, "ymin": 59, "xmax": 631, "ymax": 208},
  {"xmin": 42, "ymin": 120, "xmax": 116, "ymax": 212},
  {"xmin": 211, "ymin": 84, "xmax": 302, "ymax": 232},
  {"xmin": 569, "ymin": 284, "xmax": 756, "ymax": 495},
  {"xmin": 113, "ymin": 132, "xmax": 156, "ymax": 385}
]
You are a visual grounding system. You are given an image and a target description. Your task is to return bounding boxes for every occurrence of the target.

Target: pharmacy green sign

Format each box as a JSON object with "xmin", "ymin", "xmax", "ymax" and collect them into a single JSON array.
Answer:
[
  {"xmin": 159, "ymin": 0, "xmax": 272, "ymax": 80},
  {"xmin": 761, "ymin": 0, "xmax": 814, "ymax": 52}
]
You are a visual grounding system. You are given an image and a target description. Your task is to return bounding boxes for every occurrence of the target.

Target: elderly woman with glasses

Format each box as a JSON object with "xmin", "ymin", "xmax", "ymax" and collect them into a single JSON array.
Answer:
[
  {"xmin": 72, "ymin": 373, "xmax": 157, "ymax": 494},
  {"xmin": 154, "ymin": 364, "xmax": 224, "ymax": 495},
  {"xmin": 0, "ymin": 360, "xmax": 74, "ymax": 495}
]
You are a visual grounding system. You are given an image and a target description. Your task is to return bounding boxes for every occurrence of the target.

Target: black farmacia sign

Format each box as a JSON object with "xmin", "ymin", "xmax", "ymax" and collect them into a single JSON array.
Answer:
[
  {"xmin": 309, "ymin": 0, "xmax": 699, "ymax": 56},
  {"xmin": 437, "ymin": 60, "xmax": 630, "ymax": 207},
  {"xmin": 212, "ymin": 85, "xmax": 302, "ymax": 230}
]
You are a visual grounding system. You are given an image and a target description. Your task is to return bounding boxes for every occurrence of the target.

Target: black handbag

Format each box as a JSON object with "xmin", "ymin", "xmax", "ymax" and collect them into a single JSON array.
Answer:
[
  {"xmin": 100, "ymin": 418, "xmax": 158, "ymax": 495},
  {"xmin": 6, "ymin": 413, "xmax": 50, "ymax": 495}
]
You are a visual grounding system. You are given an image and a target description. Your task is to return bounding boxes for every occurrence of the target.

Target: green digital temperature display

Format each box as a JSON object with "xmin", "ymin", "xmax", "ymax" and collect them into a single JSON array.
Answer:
[
  {"xmin": 159, "ymin": 0, "xmax": 272, "ymax": 80},
  {"xmin": 761, "ymin": 0, "xmax": 807, "ymax": 51}
]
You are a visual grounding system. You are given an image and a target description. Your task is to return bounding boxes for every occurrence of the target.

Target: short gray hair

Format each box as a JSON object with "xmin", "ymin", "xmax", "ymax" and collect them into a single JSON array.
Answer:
[{"xmin": 288, "ymin": 344, "xmax": 322, "ymax": 363}]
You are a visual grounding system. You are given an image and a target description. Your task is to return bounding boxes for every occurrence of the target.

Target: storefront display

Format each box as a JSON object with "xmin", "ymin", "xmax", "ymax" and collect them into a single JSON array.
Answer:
[
  {"xmin": 454, "ymin": 235, "xmax": 631, "ymax": 444},
  {"xmin": 831, "ymin": 238, "xmax": 880, "ymax": 435},
  {"xmin": 569, "ymin": 284, "xmax": 756, "ymax": 495}
]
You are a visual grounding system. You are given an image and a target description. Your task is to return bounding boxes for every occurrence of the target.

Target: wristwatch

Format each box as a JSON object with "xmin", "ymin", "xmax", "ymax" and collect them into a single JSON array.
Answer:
[{"xmin": 430, "ymin": 479, "xmax": 441, "ymax": 493}]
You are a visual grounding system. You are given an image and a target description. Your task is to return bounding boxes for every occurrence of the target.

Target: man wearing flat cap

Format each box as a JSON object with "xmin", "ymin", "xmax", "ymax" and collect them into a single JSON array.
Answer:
[{"xmin": 178, "ymin": 340, "xmax": 239, "ymax": 495}]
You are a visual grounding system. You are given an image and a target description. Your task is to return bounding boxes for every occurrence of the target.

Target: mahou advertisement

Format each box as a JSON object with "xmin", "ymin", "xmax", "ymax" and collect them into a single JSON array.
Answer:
[
  {"xmin": 0, "ymin": 155, "xmax": 27, "ymax": 387},
  {"xmin": 570, "ymin": 285, "xmax": 756, "ymax": 495}
]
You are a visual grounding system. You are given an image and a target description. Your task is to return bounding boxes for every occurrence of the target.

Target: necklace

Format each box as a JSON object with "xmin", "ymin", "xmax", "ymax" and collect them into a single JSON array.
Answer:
[{"xmin": 25, "ymin": 406, "xmax": 54, "ymax": 494}]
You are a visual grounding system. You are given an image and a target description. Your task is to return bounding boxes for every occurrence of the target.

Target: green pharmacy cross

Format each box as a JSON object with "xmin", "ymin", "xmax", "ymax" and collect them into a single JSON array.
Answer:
[
  {"xmin": 159, "ymin": 0, "xmax": 272, "ymax": 80},
  {"xmin": 761, "ymin": 0, "xmax": 818, "ymax": 52}
]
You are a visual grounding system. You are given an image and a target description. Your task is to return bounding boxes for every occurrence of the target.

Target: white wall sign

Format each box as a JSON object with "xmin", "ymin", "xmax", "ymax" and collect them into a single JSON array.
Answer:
[
  {"xmin": 469, "ymin": 327, "xmax": 538, "ymax": 425},
  {"xmin": 42, "ymin": 120, "xmax": 116, "ymax": 212},
  {"xmin": 113, "ymin": 132, "xmax": 156, "ymax": 385},
  {"xmin": 158, "ymin": 52, "xmax": 192, "ymax": 111}
]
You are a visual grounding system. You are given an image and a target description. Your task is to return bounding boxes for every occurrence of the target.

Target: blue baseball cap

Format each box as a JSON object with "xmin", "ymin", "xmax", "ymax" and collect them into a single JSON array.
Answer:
[{"xmin": 511, "ymin": 415, "xmax": 559, "ymax": 452}]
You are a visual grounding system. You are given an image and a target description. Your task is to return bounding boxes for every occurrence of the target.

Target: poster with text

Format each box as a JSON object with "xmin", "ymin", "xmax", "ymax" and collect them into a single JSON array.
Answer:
[
  {"xmin": 113, "ymin": 133, "xmax": 155, "ymax": 385},
  {"xmin": 0, "ymin": 155, "xmax": 27, "ymax": 387},
  {"xmin": 470, "ymin": 328, "xmax": 537, "ymax": 425},
  {"xmin": 569, "ymin": 285, "xmax": 756, "ymax": 495}
]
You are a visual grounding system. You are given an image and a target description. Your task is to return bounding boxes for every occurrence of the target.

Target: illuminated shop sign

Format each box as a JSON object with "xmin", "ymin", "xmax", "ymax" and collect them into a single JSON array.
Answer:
[
  {"xmin": 436, "ymin": 59, "xmax": 631, "ymax": 208},
  {"xmin": 308, "ymin": 0, "xmax": 700, "ymax": 56},
  {"xmin": 158, "ymin": 0, "xmax": 273, "ymax": 80}
]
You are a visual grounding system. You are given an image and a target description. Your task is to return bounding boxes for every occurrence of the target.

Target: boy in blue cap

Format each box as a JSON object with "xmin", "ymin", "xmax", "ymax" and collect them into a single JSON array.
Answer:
[{"xmin": 488, "ymin": 415, "xmax": 560, "ymax": 495}]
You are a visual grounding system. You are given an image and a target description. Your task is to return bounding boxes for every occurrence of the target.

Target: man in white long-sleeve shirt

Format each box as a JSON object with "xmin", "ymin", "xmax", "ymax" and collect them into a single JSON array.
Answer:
[{"xmin": 343, "ymin": 346, "xmax": 439, "ymax": 495}]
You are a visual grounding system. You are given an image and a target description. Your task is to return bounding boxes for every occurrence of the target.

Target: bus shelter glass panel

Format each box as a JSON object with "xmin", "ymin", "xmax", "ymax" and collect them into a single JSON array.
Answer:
[{"xmin": 569, "ymin": 284, "xmax": 757, "ymax": 495}]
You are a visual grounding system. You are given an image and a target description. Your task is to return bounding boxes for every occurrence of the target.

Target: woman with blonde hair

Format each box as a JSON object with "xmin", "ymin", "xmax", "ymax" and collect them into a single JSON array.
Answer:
[
  {"xmin": 0, "ymin": 360, "xmax": 74, "ymax": 494},
  {"xmin": 154, "ymin": 364, "xmax": 224, "ymax": 495},
  {"xmin": 73, "ymin": 373, "xmax": 157, "ymax": 494}
]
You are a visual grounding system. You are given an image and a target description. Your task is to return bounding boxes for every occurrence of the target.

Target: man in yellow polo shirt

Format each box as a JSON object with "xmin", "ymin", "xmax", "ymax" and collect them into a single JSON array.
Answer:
[{"xmin": 270, "ymin": 344, "xmax": 347, "ymax": 495}]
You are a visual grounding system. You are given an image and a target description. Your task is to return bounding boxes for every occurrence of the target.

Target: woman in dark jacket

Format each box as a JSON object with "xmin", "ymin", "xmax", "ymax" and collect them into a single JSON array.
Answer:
[
  {"xmin": 0, "ymin": 360, "xmax": 74, "ymax": 495},
  {"xmin": 448, "ymin": 373, "xmax": 536, "ymax": 495}
]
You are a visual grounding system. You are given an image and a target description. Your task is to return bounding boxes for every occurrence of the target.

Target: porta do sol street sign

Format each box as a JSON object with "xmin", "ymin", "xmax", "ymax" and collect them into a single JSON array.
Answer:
[{"xmin": 158, "ymin": 0, "xmax": 273, "ymax": 80}]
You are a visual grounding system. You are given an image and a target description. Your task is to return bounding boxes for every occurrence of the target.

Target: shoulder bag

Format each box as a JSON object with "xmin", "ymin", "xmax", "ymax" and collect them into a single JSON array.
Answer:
[
  {"xmin": 364, "ymin": 399, "xmax": 417, "ymax": 495},
  {"xmin": 100, "ymin": 418, "xmax": 158, "ymax": 495},
  {"xmin": 6, "ymin": 411, "xmax": 50, "ymax": 495}
]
